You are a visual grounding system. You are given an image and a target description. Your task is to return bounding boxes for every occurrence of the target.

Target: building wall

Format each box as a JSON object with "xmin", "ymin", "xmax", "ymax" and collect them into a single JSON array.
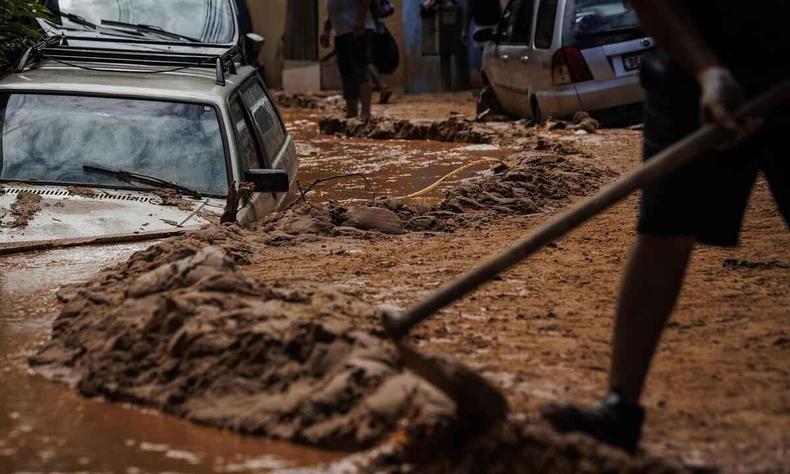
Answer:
[
  {"xmin": 247, "ymin": 0, "xmax": 481, "ymax": 93},
  {"xmin": 247, "ymin": 0, "xmax": 287, "ymax": 88}
]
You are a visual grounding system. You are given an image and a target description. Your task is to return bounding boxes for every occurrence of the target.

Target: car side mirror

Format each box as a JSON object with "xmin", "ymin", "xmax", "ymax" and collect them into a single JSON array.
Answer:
[
  {"xmin": 243, "ymin": 33, "xmax": 265, "ymax": 64},
  {"xmin": 244, "ymin": 169, "xmax": 290, "ymax": 193},
  {"xmin": 473, "ymin": 28, "xmax": 495, "ymax": 43}
]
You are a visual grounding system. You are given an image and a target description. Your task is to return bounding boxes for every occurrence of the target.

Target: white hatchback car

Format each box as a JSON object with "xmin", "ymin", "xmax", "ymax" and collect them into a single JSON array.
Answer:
[{"xmin": 479, "ymin": 0, "xmax": 653, "ymax": 123}]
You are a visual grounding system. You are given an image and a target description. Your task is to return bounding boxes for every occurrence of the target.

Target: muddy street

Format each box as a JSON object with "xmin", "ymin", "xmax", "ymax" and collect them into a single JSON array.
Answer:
[{"xmin": 1, "ymin": 93, "xmax": 788, "ymax": 473}]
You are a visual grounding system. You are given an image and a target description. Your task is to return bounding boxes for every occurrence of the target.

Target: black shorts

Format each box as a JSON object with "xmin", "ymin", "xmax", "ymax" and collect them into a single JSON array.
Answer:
[
  {"xmin": 335, "ymin": 32, "xmax": 372, "ymax": 101},
  {"xmin": 638, "ymin": 54, "xmax": 790, "ymax": 247}
]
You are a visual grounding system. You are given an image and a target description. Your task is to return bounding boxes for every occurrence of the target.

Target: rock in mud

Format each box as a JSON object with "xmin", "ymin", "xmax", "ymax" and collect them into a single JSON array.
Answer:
[
  {"xmin": 342, "ymin": 207, "xmax": 404, "ymax": 235},
  {"xmin": 31, "ymin": 244, "xmax": 456, "ymax": 450},
  {"xmin": 4, "ymin": 191, "xmax": 43, "ymax": 228}
]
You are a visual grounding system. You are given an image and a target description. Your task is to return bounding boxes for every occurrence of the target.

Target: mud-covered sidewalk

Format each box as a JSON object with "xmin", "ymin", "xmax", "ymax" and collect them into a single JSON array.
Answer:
[{"xmin": 29, "ymin": 93, "xmax": 790, "ymax": 472}]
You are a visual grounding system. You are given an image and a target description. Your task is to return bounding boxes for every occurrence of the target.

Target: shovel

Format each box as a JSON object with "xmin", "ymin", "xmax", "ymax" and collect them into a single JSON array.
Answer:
[{"xmin": 381, "ymin": 79, "xmax": 790, "ymax": 428}]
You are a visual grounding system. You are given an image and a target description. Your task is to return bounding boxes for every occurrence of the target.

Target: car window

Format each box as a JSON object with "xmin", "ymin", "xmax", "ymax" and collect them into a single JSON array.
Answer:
[
  {"xmin": 239, "ymin": 81, "xmax": 285, "ymax": 165},
  {"xmin": 229, "ymin": 97, "xmax": 262, "ymax": 170},
  {"xmin": 0, "ymin": 93, "xmax": 228, "ymax": 195},
  {"xmin": 496, "ymin": 0, "xmax": 517, "ymax": 43},
  {"xmin": 569, "ymin": 0, "xmax": 641, "ymax": 47},
  {"xmin": 535, "ymin": 0, "xmax": 559, "ymax": 48},
  {"xmin": 508, "ymin": 0, "xmax": 535, "ymax": 44},
  {"xmin": 51, "ymin": 0, "xmax": 236, "ymax": 44}
]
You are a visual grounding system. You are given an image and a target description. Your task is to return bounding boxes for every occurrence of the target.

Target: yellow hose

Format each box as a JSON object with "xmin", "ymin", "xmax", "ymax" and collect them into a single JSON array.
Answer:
[{"xmin": 396, "ymin": 158, "xmax": 509, "ymax": 199}]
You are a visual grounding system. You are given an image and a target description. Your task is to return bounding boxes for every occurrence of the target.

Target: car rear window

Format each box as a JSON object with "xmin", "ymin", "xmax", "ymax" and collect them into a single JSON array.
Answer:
[
  {"xmin": 0, "ymin": 94, "xmax": 228, "ymax": 196},
  {"xmin": 568, "ymin": 0, "xmax": 642, "ymax": 47}
]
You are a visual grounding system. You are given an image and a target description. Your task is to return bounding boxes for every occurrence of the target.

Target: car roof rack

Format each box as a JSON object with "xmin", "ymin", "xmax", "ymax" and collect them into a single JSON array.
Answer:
[{"xmin": 15, "ymin": 35, "xmax": 242, "ymax": 86}]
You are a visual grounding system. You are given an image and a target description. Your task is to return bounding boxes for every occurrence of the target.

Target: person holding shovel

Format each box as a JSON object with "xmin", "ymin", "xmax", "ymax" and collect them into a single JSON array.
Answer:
[{"xmin": 544, "ymin": 0, "xmax": 790, "ymax": 453}]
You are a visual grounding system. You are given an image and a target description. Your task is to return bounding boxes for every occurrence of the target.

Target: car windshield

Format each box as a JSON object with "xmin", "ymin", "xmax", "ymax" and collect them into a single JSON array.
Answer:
[
  {"xmin": 571, "ymin": 0, "xmax": 639, "ymax": 37},
  {"xmin": 0, "ymin": 94, "xmax": 228, "ymax": 196},
  {"xmin": 50, "ymin": 0, "xmax": 236, "ymax": 44}
]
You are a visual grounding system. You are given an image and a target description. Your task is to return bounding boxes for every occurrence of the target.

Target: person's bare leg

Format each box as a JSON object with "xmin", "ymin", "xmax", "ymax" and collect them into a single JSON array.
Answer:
[
  {"xmin": 359, "ymin": 81, "xmax": 372, "ymax": 122},
  {"xmin": 609, "ymin": 234, "xmax": 695, "ymax": 403}
]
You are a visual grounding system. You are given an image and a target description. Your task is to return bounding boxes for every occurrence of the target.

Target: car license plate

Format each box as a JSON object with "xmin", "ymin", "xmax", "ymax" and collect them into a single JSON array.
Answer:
[{"xmin": 622, "ymin": 53, "xmax": 642, "ymax": 71}]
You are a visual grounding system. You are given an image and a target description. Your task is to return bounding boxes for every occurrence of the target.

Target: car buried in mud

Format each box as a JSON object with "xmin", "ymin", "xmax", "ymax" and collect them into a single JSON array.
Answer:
[
  {"xmin": 0, "ymin": 36, "xmax": 298, "ymax": 255},
  {"xmin": 477, "ymin": 0, "xmax": 651, "ymax": 124}
]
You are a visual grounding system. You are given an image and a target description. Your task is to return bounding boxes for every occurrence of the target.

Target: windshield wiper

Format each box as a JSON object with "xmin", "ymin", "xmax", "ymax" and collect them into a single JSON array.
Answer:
[
  {"xmin": 100, "ymin": 19, "xmax": 200, "ymax": 42},
  {"xmin": 82, "ymin": 164, "xmax": 202, "ymax": 198},
  {"xmin": 58, "ymin": 12, "xmax": 99, "ymax": 30}
]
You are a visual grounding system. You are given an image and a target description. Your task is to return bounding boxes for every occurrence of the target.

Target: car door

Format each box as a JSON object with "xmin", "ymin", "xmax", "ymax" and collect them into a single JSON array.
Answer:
[
  {"xmin": 231, "ymin": 78, "xmax": 296, "ymax": 222},
  {"xmin": 502, "ymin": 0, "xmax": 537, "ymax": 117},
  {"xmin": 487, "ymin": 0, "xmax": 521, "ymax": 115}
]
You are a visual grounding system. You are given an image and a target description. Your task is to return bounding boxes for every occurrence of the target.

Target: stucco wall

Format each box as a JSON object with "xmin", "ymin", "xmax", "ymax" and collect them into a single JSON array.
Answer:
[{"xmin": 247, "ymin": 0, "xmax": 287, "ymax": 88}]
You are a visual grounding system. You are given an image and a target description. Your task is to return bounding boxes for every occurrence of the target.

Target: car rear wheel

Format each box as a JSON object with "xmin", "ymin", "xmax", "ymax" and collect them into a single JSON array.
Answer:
[{"xmin": 477, "ymin": 85, "xmax": 502, "ymax": 117}]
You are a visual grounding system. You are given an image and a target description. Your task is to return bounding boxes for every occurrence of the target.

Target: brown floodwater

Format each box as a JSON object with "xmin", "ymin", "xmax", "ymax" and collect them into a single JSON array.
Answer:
[
  {"xmin": 285, "ymin": 110, "xmax": 516, "ymax": 203},
  {"xmin": 0, "ymin": 109, "xmax": 515, "ymax": 473}
]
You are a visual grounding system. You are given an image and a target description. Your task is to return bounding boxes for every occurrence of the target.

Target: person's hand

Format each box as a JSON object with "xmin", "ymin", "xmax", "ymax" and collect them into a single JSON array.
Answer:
[
  {"xmin": 697, "ymin": 66, "xmax": 744, "ymax": 132},
  {"xmin": 320, "ymin": 29, "xmax": 331, "ymax": 48}
]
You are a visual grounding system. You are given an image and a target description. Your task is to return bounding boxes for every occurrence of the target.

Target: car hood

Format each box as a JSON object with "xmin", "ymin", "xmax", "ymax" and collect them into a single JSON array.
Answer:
[{"xmin": 0, "ymin": 184, "xmax": 225, "ymax": 252}]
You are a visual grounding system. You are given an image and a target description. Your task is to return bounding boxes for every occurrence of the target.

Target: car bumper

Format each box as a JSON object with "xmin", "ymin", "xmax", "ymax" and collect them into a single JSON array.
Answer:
[{"xmin": 537, "ymin": 75, "xmax": 645, "ymax": 120}]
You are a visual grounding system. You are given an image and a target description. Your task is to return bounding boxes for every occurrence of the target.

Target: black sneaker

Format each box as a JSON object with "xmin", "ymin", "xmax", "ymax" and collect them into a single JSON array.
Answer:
[{"xmin": 542, "ymin": 391, "xmax": 645, "ymax": 454}]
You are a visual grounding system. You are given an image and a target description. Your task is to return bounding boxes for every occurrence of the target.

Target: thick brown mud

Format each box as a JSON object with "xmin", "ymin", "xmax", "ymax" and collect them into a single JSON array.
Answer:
[
  {"xmin": 266, "ymin": 147, "xmax": 615, "ymax": 238},
  {"xmin": 28, "ymin": 238, "xmax": 692, "ymax": 473},
  {"xmin": 318, "ymin": 114, "xmax": 537, "ymax": 145},
  {"xmin": 29, "ymin": 232, "xmax": 456, "ymax": 451},
  {"xmin": 4, "ymin": 191, "xmax": 43, "ymax": 228}
]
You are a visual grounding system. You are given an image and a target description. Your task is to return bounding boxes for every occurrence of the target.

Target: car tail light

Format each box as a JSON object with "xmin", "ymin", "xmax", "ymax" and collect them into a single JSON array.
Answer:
[{"xmin": 552, "ymin": 47, "xmax": 593, "ymax": 86}]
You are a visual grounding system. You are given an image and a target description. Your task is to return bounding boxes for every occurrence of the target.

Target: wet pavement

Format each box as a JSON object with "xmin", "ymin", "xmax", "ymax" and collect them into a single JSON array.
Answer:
[{"xmin": 0, "ymin": 106, "xmax": 513, "ymax": 473}]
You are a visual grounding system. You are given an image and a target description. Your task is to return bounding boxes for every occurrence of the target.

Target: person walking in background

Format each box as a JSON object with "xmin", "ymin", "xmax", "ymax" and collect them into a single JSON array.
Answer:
[
  {"xmin": 462, "ymin": 0, "xmax": 508, "ymax": 47},
  {"xmin": 321, "ymin": 0, "xmax": 376, "ymax": 122}
]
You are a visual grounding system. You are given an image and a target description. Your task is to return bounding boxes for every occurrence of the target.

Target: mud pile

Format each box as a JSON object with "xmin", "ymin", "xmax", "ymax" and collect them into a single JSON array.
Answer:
[
  {"xmin": 350, "ymin": 420, "xmax": 694, "ymax": 473},
  {"xmin": 318, "ymin": 115, "xmax": 534, "ymax": 145},
  {"xmin": 31, "ymin": 242, "xmax": 455, "ymax": 450},
  {"xmin": 4, "ymin": 190, "xmax": 43, "ymax": 228},
  {"xmin": 273, "ymin": 91, "xmax": 341, "ymax": 110},
  {"xmin": 265, "ymin": 149, "xmax": 615, "ymax": 238},
  {"xmin": 545, "ymin": 111, "xmax": 601, "ymax": 133}
]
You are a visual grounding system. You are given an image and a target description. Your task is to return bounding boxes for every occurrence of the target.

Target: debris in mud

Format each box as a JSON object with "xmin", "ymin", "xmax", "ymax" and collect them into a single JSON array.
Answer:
[
  {"xmin": 264, "ymin": 149, "xmax": 615, "ymax": 238},
  {"xmin": 318, "ymin": 115, "xmax": 534, "ymax": 145},
  {"xmin": 31, "ymin": 244, "xmax": 456, "ymax": 450},
  {"xmin": 545, "ymin": 111, "xmax": 601, "ymax": 134},
  {"xmin": 722, "ymin": 258, "xmax": 789, "ymax": 270},
  {"xmin": 153, "ymin": 189, "xmax": 196, "ymax": 212},
  {"xmin": 273, "ymin": 91, "xmax": 341, "ymax": 110},
  {"xmin": 67, "ymin": 186, "xmax": 98, "ymax": 198},
  {"xmin": 4, "ymin": 191, "xmax": 43, "ymax": 228}
]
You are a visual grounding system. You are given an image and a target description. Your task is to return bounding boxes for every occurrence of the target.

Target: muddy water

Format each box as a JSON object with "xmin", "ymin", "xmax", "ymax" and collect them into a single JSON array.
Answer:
[
  {"xmin": 1, "ymin": 109, "xmax": 509, "ymax": 473},
  {"xmin": 285, "ymin": 111, "xmax": 517, "ymax": 203}
]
